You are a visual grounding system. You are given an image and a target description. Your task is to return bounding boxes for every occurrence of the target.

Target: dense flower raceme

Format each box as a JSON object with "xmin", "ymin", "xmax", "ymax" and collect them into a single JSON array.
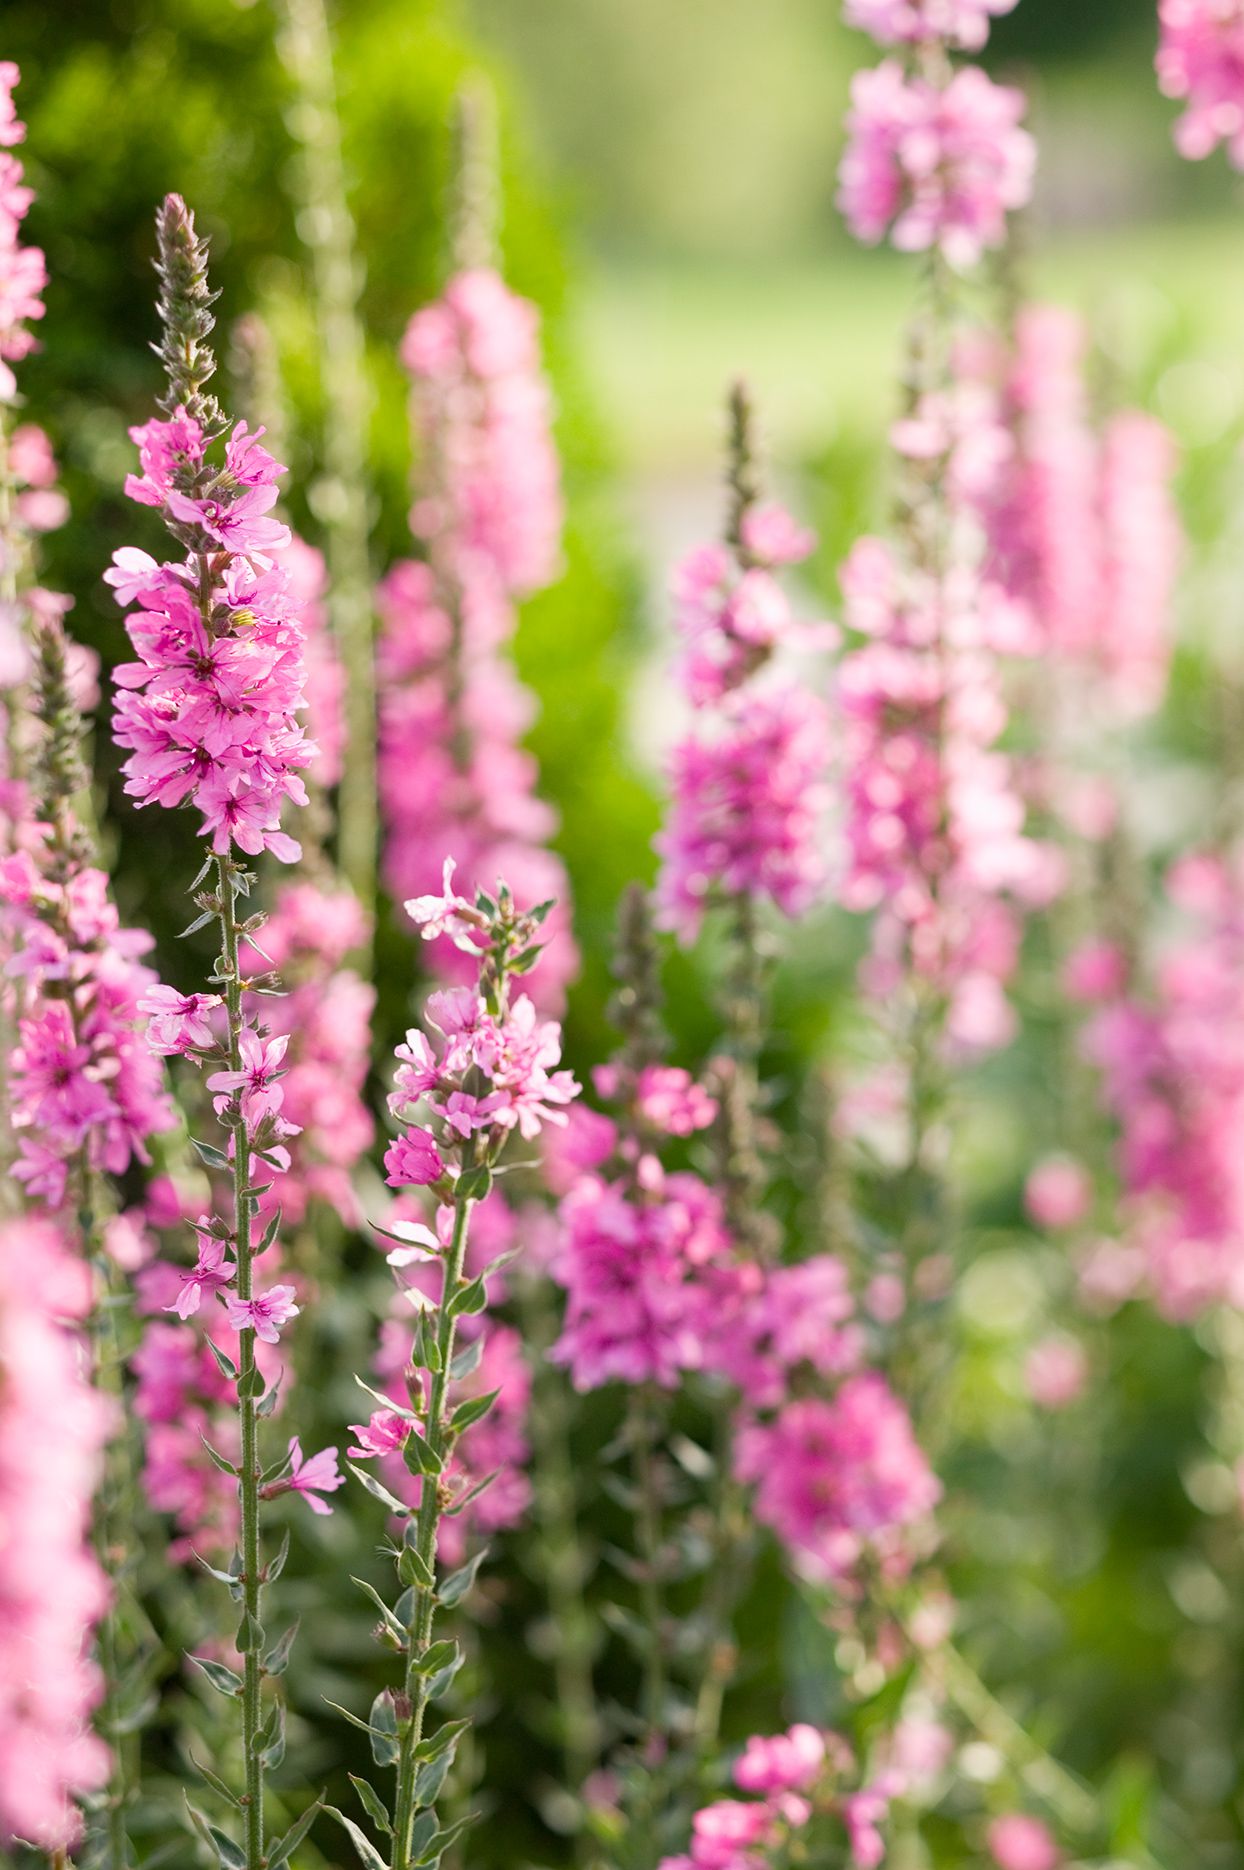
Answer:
[
  {"xmin": 834, "ymin": 534, "xmax": 1047, "ymax": 1054},
  {"xmin": 1, "ymin": 845, "xmax": 174, "ymax": 1210},
  {"xmin": 963, "ymin": 306, "xmax": 1182, "ymax": 720},
  {"xmin": 348, "ymin": 878, "xmax": 578, "ymax": 1549},
  {"xmin": 1157, "ymin": 0, "xmax": 1244, "ymax": 168},
  {"xmin": 837, "ymin": 60, "xmax": 1035, "ymax": 266},
  {"xmin": 655, "ymin": 500, "xmax": 833, "ymax": 942},
  {"xmin": 108, "ymin": 411, "xmax": 315, "ymax": 863},
  {"xmin": 1075, "ymin": 851, "xmax": 1244, "ymax": 1320},
  {"xmin": 378, "ymin": 265, "xmax": 577, "ymax": 1009},
  {"xmin": 0, "ymin": 63, "xmax": 47, "ymax": 402},
  {"xmin": 844, "ymin": 0, "xmax": 1018, "ymax": 50},
  {"xmin": 0, "ymin": 1217, "xmax": 110, "ymax": 1852}
]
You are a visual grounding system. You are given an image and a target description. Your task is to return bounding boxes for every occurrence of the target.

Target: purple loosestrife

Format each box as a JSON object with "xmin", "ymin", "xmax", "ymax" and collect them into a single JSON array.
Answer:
[
  {"xmin": 107, "ymin": 195, "xmax": 331, "ymax": 1869},
  {"xmin": 377, "ymin": 90, "xmax": 578, "ymax": 1013},
  {"xmin": 334, "ymin": 876, "xmax": 578, "ymax": 1870}
]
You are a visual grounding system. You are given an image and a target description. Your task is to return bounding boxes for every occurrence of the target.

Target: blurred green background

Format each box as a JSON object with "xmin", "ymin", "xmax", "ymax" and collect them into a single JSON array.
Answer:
[{"xmin": 9, "ymin": 1, "xmax": 1244, "ymax": 1865}]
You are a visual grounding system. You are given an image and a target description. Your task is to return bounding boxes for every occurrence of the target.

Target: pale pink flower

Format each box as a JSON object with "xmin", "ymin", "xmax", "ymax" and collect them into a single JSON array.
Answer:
[
  {"xmin": 225, "ymin": 1285, "xmax": 300, "ymax": 1344},
  {"xmin": 986, "ymin": 1814, "xmax": 1060, "ymax": 1870}
]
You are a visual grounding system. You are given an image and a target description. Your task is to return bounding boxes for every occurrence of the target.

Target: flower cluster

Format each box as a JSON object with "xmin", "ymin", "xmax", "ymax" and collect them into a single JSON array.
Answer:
[
  {"xmin": 0, "ymin": 1218, "xmax": 110, "ymax": 1853},
  {"xmin": 968, "ymin": 305, "xmax": 1182, "ymax": 721},
  {"xmin": 1079, "ymin": 851, "xmax": 1244, "ymax": 1319},
  {"xmin": 378, "ymin": 264, "xmax": 577, "ymax": 1008},
  {"xmin": 0, "ymin": 63, "xmax": 46, "ymax": 402},
  {"xmin": 736, "ymin": 1373, "xmax": 941, "ymax": 1588},
  {"xmin": 108, "ymin": 411, "xmax": 314, "ymax": 863},
  {"xmin": 1156, "ymin": 0, "xmax": 1244, "ymax": 168},
  {"xmin": 844, "ymin": 0, "xmax": 1018, "ymax": 49},
  {"xmin": 835, "ymin": 534, "xmax": 1042, "ymax": 1054},
  {"xmin": 837, "ymin": 61, "xmax": 1035, "ymax": 266},
  {"xmin": 655, "ymin": 472, "xmax": 832, "ymax": 942}
]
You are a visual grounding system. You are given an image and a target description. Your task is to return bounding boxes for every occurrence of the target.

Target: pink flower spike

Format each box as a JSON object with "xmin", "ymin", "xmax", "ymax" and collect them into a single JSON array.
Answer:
[
  {"xmin": 285, "ymin": 1437, "xmax": 344, "ymax": 1516},
  {"xmin": 384, "ymin": 1129, "xmax": 446, "ymax": 1188},
  {"xmin": 224, "ymin": 1285, "xmax": 300, "ymax": 1345}
]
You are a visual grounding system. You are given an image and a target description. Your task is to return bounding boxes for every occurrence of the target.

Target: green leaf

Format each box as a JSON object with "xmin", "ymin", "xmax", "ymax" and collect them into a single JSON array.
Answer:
[
  {"xmin": 265, "ymin": 1527, "xmax": 291, "ymax": 1584},
  {"xmin": 234, "ymin": 1610, "xmax": 263, "ymax": 1655},
  {"xmin": 354, "ymin": 1374, "xmax": 419, "ymax": 1423},
  {"xmin": 259, "ymin": 1701, "xmax": 286, "ymax": 1771},
  {"xmin": 325, "ymin": 1808, "xmax": 390, "ymax": 1870},
  {"xmin": 449, "ymin": 1338, "xmax": 484, "ymax": 1382},
  {"xmin": 323, "ymin": 1698, "xmax": 399, "ymax": 1753},
  {"xmin": 398, "ymin": 1538, "xmax": 435, "ymax": 1591},
  {"xmin": 238, "ymin": 1362, "xmax": 265, "ymax": 1400},
  {"xmin": 412, "ymin": 1639, "xmax": 459, "ymax": 1678},
  {"xmin": 187, "ymin": 1752, "xmax": 241, "ymax": 1809},
  {"xmin": 261, "ymin": 1620, "xmax": 299, "ymax": 1676},
  {"xmin": 412, "ymin": 1314, "xmax": 442, "ymax": 1374},
  {"xmin": 369, "ymin": 1688, "xmax": 401, "ymax": 1767},
  {"xmin": 191, "ymin": 1547, "xmax": 242, "ymax": 1587},
  {"xmin": 402, "ymin": 1433, "xmax": 443, "ymax": 1480},
  {"xmin": 257, "ymin": 1206, "xmax": 283, "ymax": 1255},
  {"xmin": 188, "ymin": 1655, "xmax": 243, "ymax": 1698},
  {"xmin": 348, "ymin": 1776, "xmax": 393, "ymax": 1836},
  {"xmin": 266, "ymin": 1796, "xmax": 322, "ymax": 1868},
  {"xmin": 507, "ymin": 943, "xmax": 545, "ymax": 975},
  {"xmin": 256, "ymin": 1374, "xmax": 283, "ymax": 1419},
  {"xmin": 190, "ymin": 1137, "xmax": 232, "ymax": 1173},
  {"xmin": 208, "ymin": 1827, "xmax": 246, "ymax": 1870},
  {"xmin": 414, "ymin": 1812, "xmax": 479, "ymax": 1865},
  {"xmin": 438, "ymin": 1548, "xmax": 489, "ymax": 1608},
  {"xmin": 414, "ymin": 1750, "xmax": 455, "ymax": 1809},
  {"xmin": 455, "ymin": 1166, "xmax": 493, "ymax": 1202},
  {"xmin": 349, "ymin": 1461, "xmax": 412, "ymax": 1517},
  {"xmin": 409, "ymin": 1811, "xmax": 439, "ymax": 1863},
  {"xmin": 450, "ymin": 1389, "xmax": 500, "ymax": 1436},
  {"xmin": 412, "ymin": 1717, "xmax": 469, "ymax": 1765},
  {"xmin": 178, "ymin": 909, "xmax": 216, "ymax": 939},
  {"xmin": 448, "ymin": 1275, "xmax": 487, "ymax": 1318},
  {"xmin": 204, "ymin": 1341, "xmax": 238, "ymax": 1385},
  {"xmin": 351, "ymin": 1575, "xmax": 405, "ymax": 1642},
  {"xmin": 427, "ymin": 1650, "xmax": 466, "ymax": 1703}
]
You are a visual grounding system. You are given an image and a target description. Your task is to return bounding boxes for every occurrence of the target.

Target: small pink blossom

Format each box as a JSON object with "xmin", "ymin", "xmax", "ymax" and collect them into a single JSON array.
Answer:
[
  {"xmin": 348, "ymin": 1409, "xmax": 412, "ymax": 1459},
  {"xmin": 733, "ymin": 1725, "xmax": 826, "ymax": 1794},
  {"xmin": 167, "ymin": 1234, "xmax": 236, "ymax": 1320},
  {"xmin": 986, "ymin": 1814, "xmax": 1061, "ymax": 1870},
  {"xmin": 284, "ymin": 1437, "xmax": 344, "ymax": 1516},
  {"xmin": 384, "ymin": 1129, "xmax": 446, "ymax": 1187},
  {"xmin": 224, "ymin": 1285, "xmax": 300, "ymax": 1345},
  {"xmin": 1024, "ymin": 1336, "xmax": 1088, "ymax": 1412},
  {"xmin": 139, "ymin": 984, "xmax": 221, "ymax": 1055},
  {"xmin": 1024, "ymin": 1155, "xmax": 1091, "ymax": 1231}
]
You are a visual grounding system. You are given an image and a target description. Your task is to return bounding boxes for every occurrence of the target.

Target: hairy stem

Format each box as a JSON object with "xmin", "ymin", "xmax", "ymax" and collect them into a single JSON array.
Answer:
[
  {"xmin": 216, "ymin": 853, "xmax": 265, "ymax": 1868},
  {"xmin": 391, "ymin": 1193, "xmax": 474, "ymax": 1870}
]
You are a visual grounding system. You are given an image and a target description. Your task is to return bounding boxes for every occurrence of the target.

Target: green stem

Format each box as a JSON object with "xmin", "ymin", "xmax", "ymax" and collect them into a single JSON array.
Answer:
[
  {"xmin": 392, "ymin": 1193, "xmax": 474, "ymax": 1870},
  {"xmin": 276, "ymin": 0, "xmax": 376, "ymax": 946},
  {"xmin": 217, "ymin": 853, "xmax": 265, "ymax": 1870}
]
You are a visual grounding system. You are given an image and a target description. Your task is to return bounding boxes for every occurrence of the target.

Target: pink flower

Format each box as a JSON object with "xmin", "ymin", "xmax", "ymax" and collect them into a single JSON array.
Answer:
[
  {"xmin": 225, "ymin": 1286, "xmax": 300, "ymax": 1345},
  {"xmin": 838, "ymin": 61, "xmax": 1035, "ymax": 267},
  {"xmin": 845, "ymin": 0, "xmax": 1018, "ymax": 50},
  {"xmin": 733, "ymin": 1725, "xmax": 826, "ymax": 1794},
  {"xmin": 844, "ymin": 1778, "xmax": 901, "ymax": 1869},
  {"xmin": 207, "ymin": 1029, "xmax": 289, "ymax": 1128},
  {"xmin": 1024, "ymin": 1337, "xmax": 1088, "ymax": 1412},
  {"xmin": 635, "ymin": 1064, "xmax": 719, "ymax": 1137},
  {"xmin": 348, "ymin": 1409, "xmax": 412, "ymax": 1459},
  {"xmin": 1157, "ymin": 0, "xmax": 1244, "ymax": 168},
  {"xmin": 1024, "ymin": 1155, "xmax": 1091, "ymax": 1231},
  {"xmin": 139, "ymin": 984, "xmax": 221, "ymax": 1055},
  {"xmin": 385, "ymin": 1129, "xmax": 446, "ymax": 1187},
  {"xmin": 986, "ymin": 1814, "xmax": 1060, "ymax": 1870},
  {"xmin": 167, "ymin": 1234, "xmax": 236, "ymax": 1320},
  {"xmin": 0, "ymin": 1218, "xmax": 111, "ymax": 1850},
  {"xmin": 284, "ymin": 1437, "xmax": 344, "ymax": 1516}
]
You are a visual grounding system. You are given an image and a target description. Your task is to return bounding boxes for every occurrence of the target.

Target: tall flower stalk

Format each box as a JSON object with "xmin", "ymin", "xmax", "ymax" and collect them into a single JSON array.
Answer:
[
  {"xmin": 339, "ymin": 869, "xmax": 578, "ymax": 1870},
  {"xmin": 275, "ymin": 0, "xmax": 377, "ymax": 939},
  {"xmin": 107, "ymin": 194, "xmax": 334, "ymax": 1868}
]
